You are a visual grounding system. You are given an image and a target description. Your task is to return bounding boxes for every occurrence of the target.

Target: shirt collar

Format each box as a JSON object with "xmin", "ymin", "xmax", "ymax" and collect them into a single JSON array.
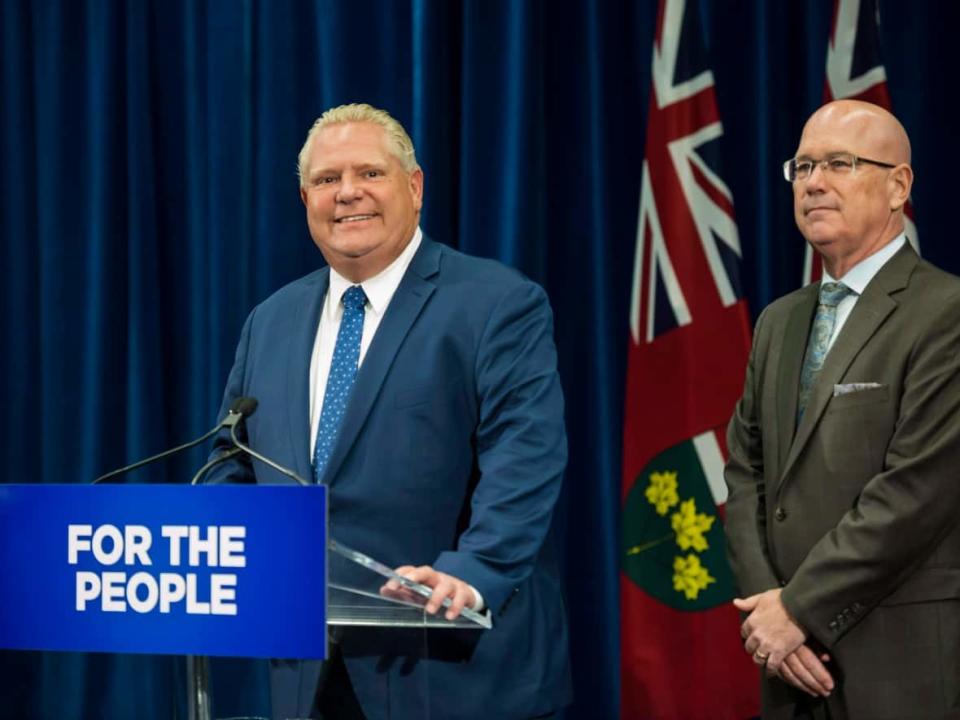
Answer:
[
  {"xmin": 822, "ymin": 232, "xmax": 907, "ymax": 296},
  {"xmin": 326, "ymin": 227, "xmax": 423, "ymax": 319}
]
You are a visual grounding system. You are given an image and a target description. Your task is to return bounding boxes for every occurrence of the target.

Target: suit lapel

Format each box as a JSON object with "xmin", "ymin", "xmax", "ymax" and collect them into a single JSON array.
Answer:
[
  {"xmin": 322, "ymin": 239, "xmax": 441, "ymax": 484},
  {"xmin": 779, "ymin": 244, "xmax": 917, "ymax": 487},
  {"xmin": 773, "ymin": 286, "xmax": 818, "ymax": 479},
  {"xmin": 286, "ymin": 269, "xmax": 329, "ymax": 482}
]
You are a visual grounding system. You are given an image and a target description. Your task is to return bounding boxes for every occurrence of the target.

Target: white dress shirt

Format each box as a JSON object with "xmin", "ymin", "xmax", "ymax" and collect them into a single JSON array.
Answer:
[{"xmin": 821, "ymin": 233, "xmax": 906, "ymax": 352}]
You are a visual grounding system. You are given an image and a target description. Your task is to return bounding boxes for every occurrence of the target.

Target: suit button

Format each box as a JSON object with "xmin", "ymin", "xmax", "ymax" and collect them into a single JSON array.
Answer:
[{"xmin": 775, "ymin": 507, "xmax": 787, "ymax": 521}]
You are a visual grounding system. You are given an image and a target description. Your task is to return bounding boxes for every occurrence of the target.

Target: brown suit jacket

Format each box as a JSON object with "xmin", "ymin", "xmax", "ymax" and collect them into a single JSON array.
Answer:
[{"xmin": 726, "ymin": 244, "xmax": 960, "ymax": 720}]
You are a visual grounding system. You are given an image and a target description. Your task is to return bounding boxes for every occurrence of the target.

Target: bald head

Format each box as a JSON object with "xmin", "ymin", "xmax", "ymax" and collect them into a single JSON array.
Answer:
[
  {"xmin": 800, "ymin": 99, "xmax": 911, "ymax": 165},
  {"xmin": 791, "ymin": 100, "xmax": 914, "ymax": 278}
]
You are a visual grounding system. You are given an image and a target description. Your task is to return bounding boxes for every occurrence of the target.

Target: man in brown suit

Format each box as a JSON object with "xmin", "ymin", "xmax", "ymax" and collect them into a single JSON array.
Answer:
[{"xmin": 725, "ymin": 99, "xmax": 960, "ymax": 719}]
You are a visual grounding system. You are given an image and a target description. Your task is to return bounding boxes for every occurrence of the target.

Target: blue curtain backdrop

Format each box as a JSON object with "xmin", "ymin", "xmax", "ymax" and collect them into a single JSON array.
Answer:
[{"xmin": 2, "ymin": 1, "xmax": 960, "ymax": 718}]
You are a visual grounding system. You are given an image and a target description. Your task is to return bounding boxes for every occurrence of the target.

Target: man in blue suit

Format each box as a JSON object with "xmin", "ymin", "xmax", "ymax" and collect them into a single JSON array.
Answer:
[{"xmin": 209, "ymin": 103, "xmax": 570, "ymax": 719}]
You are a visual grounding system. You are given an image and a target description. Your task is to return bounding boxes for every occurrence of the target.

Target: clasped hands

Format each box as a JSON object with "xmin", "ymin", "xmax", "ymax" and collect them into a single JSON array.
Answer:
[
  {"xmin": 734, "ymin": 589, "xmax": 834, "ymax": 698},
  {"xmin": 381, "ymin": 565, "xmax": 478, "ymax": 621}
]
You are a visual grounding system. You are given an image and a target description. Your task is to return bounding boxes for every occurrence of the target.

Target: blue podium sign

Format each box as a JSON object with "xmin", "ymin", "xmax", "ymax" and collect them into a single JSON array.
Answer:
[{"xmin": 0, "ymin": 484, "xmax": 327, "ymax": 659}]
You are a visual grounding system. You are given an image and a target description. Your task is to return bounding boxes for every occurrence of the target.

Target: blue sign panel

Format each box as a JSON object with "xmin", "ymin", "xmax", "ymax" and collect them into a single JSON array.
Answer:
[{"xmin": 0, "ymin": 484, "xmax": 327, "ymax": 659}]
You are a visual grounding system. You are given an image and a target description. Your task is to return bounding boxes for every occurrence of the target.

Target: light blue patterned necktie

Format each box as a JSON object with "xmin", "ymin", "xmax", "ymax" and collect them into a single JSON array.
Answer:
[
  {"xmin": 797, "ymin": 281, "xmax": 853, "ymax": 422},
  {"xmin": 313, "ymin": 285, "xmax": 367, "ymax": 483}
]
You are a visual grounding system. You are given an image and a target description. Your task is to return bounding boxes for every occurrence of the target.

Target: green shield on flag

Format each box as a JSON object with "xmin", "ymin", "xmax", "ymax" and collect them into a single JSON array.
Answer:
[{"xmin": 622, "ymin": 438, "xmax": 736, "ymax": 611}]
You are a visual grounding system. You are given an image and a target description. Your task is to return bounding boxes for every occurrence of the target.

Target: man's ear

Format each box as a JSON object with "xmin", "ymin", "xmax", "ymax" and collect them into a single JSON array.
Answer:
[
  {"xmin": 300, "ymin": 186, "xmax": 308, "ymax": 206},
  {"xmin": 888, "ymin": 164, "xmax": 913, "ymax": 212},
  {"xmin": 409, "ymin": 167, "xmax": 424, "ymax": 212}
]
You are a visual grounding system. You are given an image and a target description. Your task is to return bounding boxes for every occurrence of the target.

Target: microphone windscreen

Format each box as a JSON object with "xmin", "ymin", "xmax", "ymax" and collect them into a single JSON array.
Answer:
[{"xmin": 231, "ymin": 396, "xmax": 259, "ymax": 418}]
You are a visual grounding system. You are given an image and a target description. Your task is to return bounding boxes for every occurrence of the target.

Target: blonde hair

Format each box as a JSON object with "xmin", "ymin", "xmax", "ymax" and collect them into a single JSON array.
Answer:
[{"xmin": 297, "ymin": 103, "xmax": 419, "ymax": 186}]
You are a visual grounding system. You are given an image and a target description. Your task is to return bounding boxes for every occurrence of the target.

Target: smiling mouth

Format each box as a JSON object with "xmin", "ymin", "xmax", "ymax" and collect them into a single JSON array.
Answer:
[{"xmin": 335, "ymin": 214, "xmax": 376, "ymax": 224}]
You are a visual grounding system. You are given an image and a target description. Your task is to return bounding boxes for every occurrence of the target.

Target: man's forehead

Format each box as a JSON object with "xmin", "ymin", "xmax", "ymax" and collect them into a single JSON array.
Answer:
[{"xmin": 309, "ymin": 123, "xmax": 394, "ymax": 166}]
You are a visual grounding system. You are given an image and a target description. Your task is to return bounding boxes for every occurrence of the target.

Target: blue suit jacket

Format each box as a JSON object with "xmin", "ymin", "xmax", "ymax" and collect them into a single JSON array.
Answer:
[{"xmin": 209, "ymin": 237, "xmax": 571, "ymax": 720}]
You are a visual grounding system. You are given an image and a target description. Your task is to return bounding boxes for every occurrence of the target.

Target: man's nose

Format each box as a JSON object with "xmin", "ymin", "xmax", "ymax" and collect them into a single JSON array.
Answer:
[
  {"xmin": 336, "ymin": 175, "xmax": 361, "ymax": 202},
  {"xmin": 804, "ymin": 161, "xmax": 828, "ymax": 191}
]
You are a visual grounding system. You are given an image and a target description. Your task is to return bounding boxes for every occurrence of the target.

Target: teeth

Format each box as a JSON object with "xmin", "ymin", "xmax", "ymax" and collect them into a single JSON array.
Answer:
[{"xmin": 338, "ymin": 214, "xmax": 374, "ymax": 223}]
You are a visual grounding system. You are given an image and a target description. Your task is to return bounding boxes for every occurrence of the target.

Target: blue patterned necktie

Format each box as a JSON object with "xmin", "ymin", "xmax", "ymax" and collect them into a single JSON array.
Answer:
[
  {"xmin": 797, "ymin": 281, "xmax": 853, "ymax": 422},
  {"xmin": 313, "ymin": 285, "xmax": 367, "ymax": 483}
]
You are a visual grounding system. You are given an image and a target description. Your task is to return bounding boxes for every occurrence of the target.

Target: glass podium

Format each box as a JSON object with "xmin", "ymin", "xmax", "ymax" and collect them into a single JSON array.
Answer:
[{"xmin": 193, "ymin": 540, "xmax": 491, "ymax": 720}]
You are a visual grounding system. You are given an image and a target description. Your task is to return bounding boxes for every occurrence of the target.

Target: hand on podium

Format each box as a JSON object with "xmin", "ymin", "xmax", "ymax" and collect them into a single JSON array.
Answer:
[{"xmin": 382, "ymin": 565, "xmax": 480, "ymax": 620}]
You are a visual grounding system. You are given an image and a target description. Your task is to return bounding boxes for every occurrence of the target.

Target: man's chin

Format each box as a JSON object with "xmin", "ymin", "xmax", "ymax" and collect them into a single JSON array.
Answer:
[
  {"xmin": 804, "ymin": 233, "xmax": 838, "ymax": 251},
  {"xmin": 321, "ymin": 234, "xmax": 381, "ymax": 258},
  {"xmin": 313, "ymin": 239, "xmax": 374, "ymax": 267}
]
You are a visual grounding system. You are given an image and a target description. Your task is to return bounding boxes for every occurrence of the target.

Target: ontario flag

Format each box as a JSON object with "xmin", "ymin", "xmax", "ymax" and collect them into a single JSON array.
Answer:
[
  {"xmin": 620, "ymin": 0, "xmax": 758, "ymax": 717},
  {"xmin": 803, "ymin": 0, "xmax": 918, "ymax": 283}
]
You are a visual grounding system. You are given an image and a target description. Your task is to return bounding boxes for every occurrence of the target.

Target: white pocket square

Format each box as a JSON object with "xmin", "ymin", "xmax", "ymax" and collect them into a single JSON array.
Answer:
[{"xmin": 833, "ymin": 382, "xmax": 884, "ymax": 397}]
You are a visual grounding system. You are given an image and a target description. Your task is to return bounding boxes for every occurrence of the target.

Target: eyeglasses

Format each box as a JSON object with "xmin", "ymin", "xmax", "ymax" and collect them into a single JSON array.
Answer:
[{"xmin": 782, "ymin": 152, "xmax": 897, "ymax": 182}]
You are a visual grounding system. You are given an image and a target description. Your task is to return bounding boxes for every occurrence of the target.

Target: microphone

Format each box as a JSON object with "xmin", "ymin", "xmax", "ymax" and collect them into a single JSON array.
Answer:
[
  {"xmin": 92, "ymin": 397, "xmax": 258, "ymax": 484},
  {"xmin": 229, "ymin": 396, "xmax": 259, "ymax": 422},
  {"xmin": 224, "ymin": 398, "xmax": 310, "ymax": 487},
  {"xmin": 189, "ymin": 397, "xmax": 260, "ymax": 485}
]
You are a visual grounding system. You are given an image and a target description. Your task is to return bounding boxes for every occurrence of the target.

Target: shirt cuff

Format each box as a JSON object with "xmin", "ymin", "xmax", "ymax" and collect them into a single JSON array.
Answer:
[{"xmin": 468, "ymin": 584, "xmax": 485, "ymax": 612}]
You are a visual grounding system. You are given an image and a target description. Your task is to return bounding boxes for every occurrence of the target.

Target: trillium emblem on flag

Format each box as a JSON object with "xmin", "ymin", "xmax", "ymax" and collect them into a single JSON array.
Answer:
[{"xmin": 622, "ymin": 436, "xmax": 736, "ymax": 610}]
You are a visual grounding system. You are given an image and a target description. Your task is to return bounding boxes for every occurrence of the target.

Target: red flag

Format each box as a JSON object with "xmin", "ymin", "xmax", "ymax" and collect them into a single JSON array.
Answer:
[
  {"xmin": 802, "ymin": 0, "xmax": 918, "ymax": 284},
  {"xmin": 620, "ymin": 0, "xmax": 758, "ymax": 717}
]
